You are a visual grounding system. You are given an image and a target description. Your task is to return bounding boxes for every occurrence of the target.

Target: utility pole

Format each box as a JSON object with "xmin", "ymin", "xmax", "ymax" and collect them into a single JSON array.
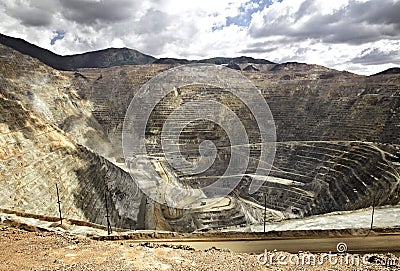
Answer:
[
  {"xmin": 105, "ymin": 191, "xmax": 112, "ymax": 235},
  {"xmin": 263, "ymin": 193, "xmax": 267, "ymax": 233},
  {"xmin": 366, "ymin": 194, "xmax": 376, "ymax": 237},
  {"xmin": 55, "ymin": 183, "xmax": 62, "ymax": 225},
  {"xmin": 370, "ymin": 195, "xmax": 376, "ymax": 231}
]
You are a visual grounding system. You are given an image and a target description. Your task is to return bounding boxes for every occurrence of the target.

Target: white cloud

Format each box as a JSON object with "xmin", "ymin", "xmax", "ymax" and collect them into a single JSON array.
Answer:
[
  {"xmin": 0, "ymin": 0, "xmax": 399, "ymax": 75},
  {"xmin": 245, "ymin": 0, "xmax": 400, "ymax": 74}
]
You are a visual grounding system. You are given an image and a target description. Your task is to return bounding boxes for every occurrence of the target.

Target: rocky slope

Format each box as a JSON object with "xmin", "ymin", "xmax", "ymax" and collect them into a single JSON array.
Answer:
[
  {"xmin": 0, "ymin": 43, "xmax": 148, "ymax": 229},
  {"xmin": 0, "ymin": 90, "xmax": 144, "ymax": 229}
]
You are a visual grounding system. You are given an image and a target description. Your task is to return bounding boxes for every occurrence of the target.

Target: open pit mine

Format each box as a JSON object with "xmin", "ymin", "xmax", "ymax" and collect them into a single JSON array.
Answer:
[{"xmin": 0, "ymin": 33, "xmax": 399, "ymax": 233}]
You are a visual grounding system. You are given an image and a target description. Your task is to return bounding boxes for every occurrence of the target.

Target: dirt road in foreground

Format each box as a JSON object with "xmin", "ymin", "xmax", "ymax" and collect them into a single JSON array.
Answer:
[
  {"xmin": 1, "ymin": 225, "xmax": 399, "ymax": 271},
  {"xmin": 126, "ymin": 234, "xmax": 400, "ymax": 254}
]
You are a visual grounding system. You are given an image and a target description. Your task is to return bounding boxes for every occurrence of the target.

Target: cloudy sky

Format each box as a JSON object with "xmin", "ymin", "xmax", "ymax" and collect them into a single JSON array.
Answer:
[{"xmin": 1, "ymin": 0, "xmax": 399, "ymax": 75}]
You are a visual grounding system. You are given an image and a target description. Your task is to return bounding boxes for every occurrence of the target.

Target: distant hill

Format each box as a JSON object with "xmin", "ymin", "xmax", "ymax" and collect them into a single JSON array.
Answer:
[
  {"xmin": 0, "ymin": 33, "xmax": 156, "ymax": 70},
  {"xmin": 270, "ymin": 62, "xmax": 313, "ymax": 71},
  {"xmin": 199, "ymin": 56, "xmax": 274, "ymax": 65},
  {"xmin": 153, "ymin": 58, "xmax": 193, "ymax": 65},
  {"xmin": 154, "ymin": 56, "xmax": 275, "ymax": 66},
  {"xmin": 371, "ymin": 67, "xmax": 400, "ymax": 76}
]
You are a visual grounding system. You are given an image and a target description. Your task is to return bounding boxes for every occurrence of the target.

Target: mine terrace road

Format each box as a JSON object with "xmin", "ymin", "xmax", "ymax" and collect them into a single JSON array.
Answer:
[{"xmin": 126, "ymin": 234, "xmax": 400, "ymax": 254}]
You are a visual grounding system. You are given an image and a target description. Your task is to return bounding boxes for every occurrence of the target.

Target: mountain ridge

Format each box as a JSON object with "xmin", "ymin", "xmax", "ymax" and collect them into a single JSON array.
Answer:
[
  {"xmin": 2, "ymin": 32, "xmax": 398, "ymax": 75},
  {"xmin": 0, "ymin": 33, "xmax": 156, "ymax": 70},
  {"xmin": 0, "ymin": 33, "xmax": 277, "ymax": 70}
]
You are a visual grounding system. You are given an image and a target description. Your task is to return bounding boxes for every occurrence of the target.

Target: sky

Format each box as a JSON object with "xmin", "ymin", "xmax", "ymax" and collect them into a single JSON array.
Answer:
[{"xmin": 0, "ymin": 0, "xmax": 399, "ymax": 75}]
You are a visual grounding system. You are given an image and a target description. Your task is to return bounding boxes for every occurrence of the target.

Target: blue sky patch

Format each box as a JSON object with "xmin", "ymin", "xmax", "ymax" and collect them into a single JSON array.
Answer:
[
  {"xmin": 50, "ymin": 30, "xmax": 65, "ymax": 45},
  {"xmin": 225, "ymin": 0, "xmax": 277, "ymax": 27}
]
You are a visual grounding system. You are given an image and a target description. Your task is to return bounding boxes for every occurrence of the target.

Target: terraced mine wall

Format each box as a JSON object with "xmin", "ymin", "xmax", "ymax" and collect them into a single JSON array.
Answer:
[
  {"xmin": 71, "ymin": 62, "xmax": 400, "ymax": 222},
  {"xmin": 73, "ymin": 64, "xmax": 400, "ymax": 156},
  {"xmin": 237, "ymin": 141, "xmax": 400, "ymax": 217},
  {"xmin": 71, "ymin": 64, "xmax": 171, "ymax": 160},
  {"xmin": 248, "ymin": 65, "xmax": 400, "ymax": 144},
  {"xmin": 1, "ymin": 42, "xmax": 399, "ymax": 232}
]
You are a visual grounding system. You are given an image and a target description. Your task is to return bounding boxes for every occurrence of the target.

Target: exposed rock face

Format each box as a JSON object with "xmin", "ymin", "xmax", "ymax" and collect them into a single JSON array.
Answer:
[
  {"xmin": 0, "ymin": 92, "xmax": 144, "ymax": 229},
  {"xmin": 0, "ymin": 44, "xmax": 115, "ymax": 158},
  {"xmin": 0, "ymin": 43, "xmax": 147, "ymax": 229},
  {"xmin": 0, "ymin": 37, "xmax": 399, "ymax": 232}
]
